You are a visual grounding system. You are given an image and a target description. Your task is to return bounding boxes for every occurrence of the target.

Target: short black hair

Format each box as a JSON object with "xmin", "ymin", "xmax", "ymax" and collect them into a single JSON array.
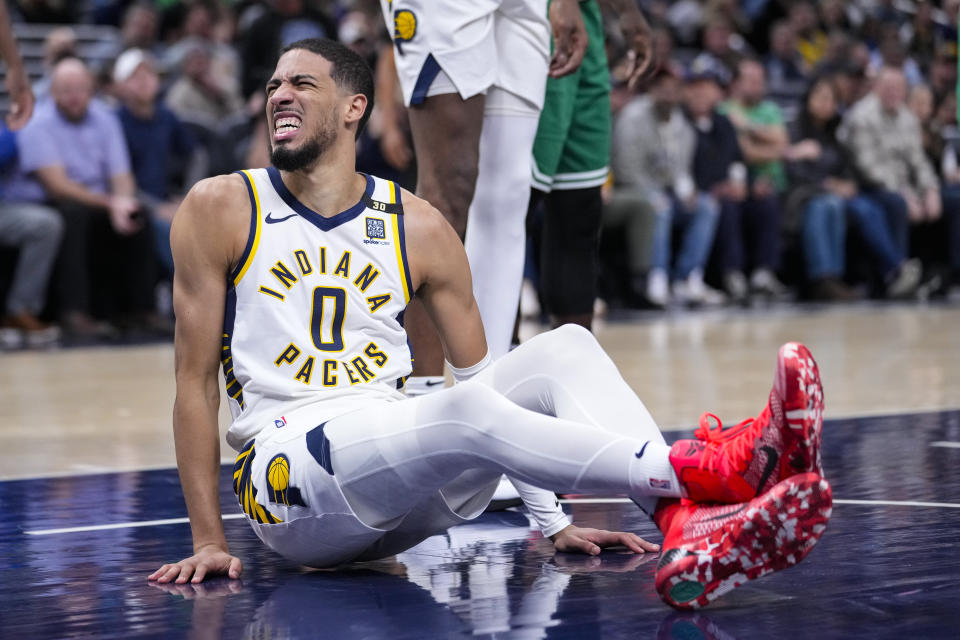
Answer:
[{"xmin": 279, "ymin": 38, "xmax": 375, "ymax": 139}]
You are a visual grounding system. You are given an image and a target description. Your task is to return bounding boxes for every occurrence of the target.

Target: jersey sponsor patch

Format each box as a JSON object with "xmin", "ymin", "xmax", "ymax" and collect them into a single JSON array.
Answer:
[{"xmin": 366, "ymin": 217, "xmax": 386, "ymax": 239}]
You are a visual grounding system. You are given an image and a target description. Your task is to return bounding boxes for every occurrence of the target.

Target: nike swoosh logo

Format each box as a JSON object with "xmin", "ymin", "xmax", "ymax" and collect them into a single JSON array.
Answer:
[
  {"xmin": 755, "ymin": 445, "xmax": 780, "ymax": 496},
  {"xmin": 265, "ymin": 212, "xmax": 298, "ymax": 224},
  {"xmin": 425, "ymin": 380, "xmax": 445, "ymax": 387},
  {"xmin": 635, "ymin": 441, "xmax": 650, "ymax": 459}
]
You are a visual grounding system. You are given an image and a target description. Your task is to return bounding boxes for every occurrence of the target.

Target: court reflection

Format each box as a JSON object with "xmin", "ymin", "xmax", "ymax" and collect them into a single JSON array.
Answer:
[{"xmin": 152, "ymin": 511, "xmax": 666, "ymax": 639}]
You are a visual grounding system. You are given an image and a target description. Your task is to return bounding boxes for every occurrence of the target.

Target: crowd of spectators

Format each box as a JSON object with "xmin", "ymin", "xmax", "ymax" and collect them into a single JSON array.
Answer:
[
  {"xmin": 0, "ymin": 0, "xmax": 958, "ymax": 349},
  {"xmin": 600, "ymin": 0, "xmax": 960, "ymax": 309}
]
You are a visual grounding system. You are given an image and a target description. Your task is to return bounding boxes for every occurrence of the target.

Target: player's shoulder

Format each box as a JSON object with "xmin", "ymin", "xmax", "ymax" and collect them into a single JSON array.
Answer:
[
  {"xmin": 397, "ymin": 187, "xmax": 453, "ymax": 241},
  {"xmin": 175, "ymin": 173, "xmax": 251, "ymax": 232},
  {"xmin": 185, "ymin": 173, "xmax": 249, "ymax": 211}
]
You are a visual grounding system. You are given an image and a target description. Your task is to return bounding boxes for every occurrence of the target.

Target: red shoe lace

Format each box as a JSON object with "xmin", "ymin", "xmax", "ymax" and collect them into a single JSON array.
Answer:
[{"xmin": 692, "ymin": 406, "xmax": 771, "ymax": 472}]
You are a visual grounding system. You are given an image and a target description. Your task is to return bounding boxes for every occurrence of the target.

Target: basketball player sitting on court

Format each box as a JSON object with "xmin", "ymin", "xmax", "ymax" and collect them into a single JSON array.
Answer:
[{"xmin": 149, "ymin": 39, "xmax": 833, "ymax": 610}]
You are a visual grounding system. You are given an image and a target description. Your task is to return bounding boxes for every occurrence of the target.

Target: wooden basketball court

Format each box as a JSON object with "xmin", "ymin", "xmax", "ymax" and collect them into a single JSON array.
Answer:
[{"xmin": 2, "ymin": 302, "xmax": 959, "ymax": 638}]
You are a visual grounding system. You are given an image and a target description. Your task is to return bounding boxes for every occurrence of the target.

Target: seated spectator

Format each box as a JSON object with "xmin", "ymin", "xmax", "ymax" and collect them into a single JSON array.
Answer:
[
  {"xmin": 165, "ymin": 40, "xmax": 245, "ymax": 127},
  {"xmin": 238, "ymin": 0, "xmax": 338, "ymax": 101},
  {"xmin": 683, "ymin": 64, "xmax": 750, "ymax": 304},
  {"xmin": 33, "ymin": 27, "xmax": 78, "ymax": 105},
  {"xmin": 839, "ymin": 66, "xmax": 929, "ymax": 298},
  {"xmin": 902, "ymin": 0, "xmax": 938, "ymax": 71},
  {"xmin": 114, "ymin": 48, "xmax": 196, "ymax": 280},
  {"xmin": 817, "ymin": 0, "xmax": 854, "ymax": 34},
  {"xmin": 608, "ymin": 66, "xmax": 722, "ymax": 307},
  {"xmin": 717, "ymin": 58, "xmax": 789, "ymax": 299},
  {"xmin": 789, "ymin": 1, "xmax": 827, "ymax": 69},
  {"xmin": 917, "ymin": 90, "xmax": 960, "ymax": 295},
  {"xmin": 91, "ymin": 2, "xmax": 165, "ymax": 78},
  {"xmin": 927, "ymin": 45, "xmax": 957, "ymax": 102},
  {"xmin": 784, "ymin": 77, "xmax": 858, "ymax": 301},
  {"xmin": 868, "ymin": 26, "xmax": 925, "ymax": 87},
  {"xmin": 4, "ymin": 58, "xmax": 156, "ymax": 338},
  {"xmin": 165, "ymin": 40, "xmax": 247, "ymax": 177},
  {"xmin": 0, "ymin": 122, "xmax": 63, "ymax": 347},
  {"xmin": 764, "ymin": 20, "xmax": 808, "ymax": 119},
  {"xmin": 163, "ymin": 1, "xmax": 242, "ymax": 105},
  {"xmin": 689, "ymin": 16, "xmax": 745, "ymax": 88}
]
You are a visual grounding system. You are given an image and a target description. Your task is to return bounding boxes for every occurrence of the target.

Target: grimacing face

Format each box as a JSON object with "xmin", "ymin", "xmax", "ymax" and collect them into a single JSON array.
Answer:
[{"xmin": 265, "ymin": 49, "xmax": 344, "ymax": 172}]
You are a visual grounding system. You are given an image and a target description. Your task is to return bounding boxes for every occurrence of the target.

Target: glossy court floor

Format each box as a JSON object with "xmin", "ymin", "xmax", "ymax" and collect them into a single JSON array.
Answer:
[{"xmin": 1, "ymin": 303, "xmax": 959, "ymax": 638}]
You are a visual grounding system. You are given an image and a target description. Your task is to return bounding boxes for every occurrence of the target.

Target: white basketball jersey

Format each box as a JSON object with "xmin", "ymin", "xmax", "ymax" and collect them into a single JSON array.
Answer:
[{"xmin": 223, "ymin": 168, "xmax": 413, "ymax": 450}]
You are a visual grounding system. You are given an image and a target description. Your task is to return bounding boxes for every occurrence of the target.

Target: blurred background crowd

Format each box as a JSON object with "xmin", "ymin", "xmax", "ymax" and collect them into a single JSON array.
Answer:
[{"xmin": 0, "ymin": 0, "xmax": 958, "ymax": 349}]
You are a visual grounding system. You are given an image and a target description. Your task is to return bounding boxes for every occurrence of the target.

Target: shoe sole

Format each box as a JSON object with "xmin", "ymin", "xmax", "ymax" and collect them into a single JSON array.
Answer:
[
  {"xmin": 775, "ymin": 343, "xmax": 824, "ymax": 478},
  {"xmin": 655, "ymin": 473, "xmax": 832, "ymax": 610}
]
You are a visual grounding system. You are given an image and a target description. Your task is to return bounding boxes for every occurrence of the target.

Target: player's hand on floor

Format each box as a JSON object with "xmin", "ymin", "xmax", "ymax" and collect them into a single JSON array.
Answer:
[
  {"xmin": 149, "ymin": 544, "xmax": 242, "ymax": 584},
  {"xmin": 550, "ymin": 525, "xmax": 660, "ymax": 556}
]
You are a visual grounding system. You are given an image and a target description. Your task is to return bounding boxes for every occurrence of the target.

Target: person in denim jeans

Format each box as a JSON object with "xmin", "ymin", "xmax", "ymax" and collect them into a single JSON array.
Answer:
[
  {"xmin": 609, "ymin": 66, "xmax": 722, "ymax": 307},
  {"xmin": 839, "ymin": 67, "xmax": 926, "ymax": 298},
  {"xmin": 784, "ymin": 77, "xmax": 858, "ymax": 300},
  {"xmin": 717, "ymin": 59, "xmax": 790, "ymax": 301}
]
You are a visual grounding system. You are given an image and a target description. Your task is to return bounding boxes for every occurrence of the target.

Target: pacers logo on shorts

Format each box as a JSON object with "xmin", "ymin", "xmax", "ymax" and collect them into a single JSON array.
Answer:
[
  {"xmin": 393, "ymin": 9, "xmax": 416, "ymax": 55},
  {"xmin": 266, "ymin": 454, "xmax": 308, "ymax": 507}
]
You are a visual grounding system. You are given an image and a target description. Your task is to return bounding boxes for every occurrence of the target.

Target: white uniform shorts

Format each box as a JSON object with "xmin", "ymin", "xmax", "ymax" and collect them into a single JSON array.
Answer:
[
  {"xmin": 232, "ymin": 399, "xmax": 499, "ymax": 568},
  {"xmin": 379, "ymin": 0, "xmax": 550, "ymax": 109}
]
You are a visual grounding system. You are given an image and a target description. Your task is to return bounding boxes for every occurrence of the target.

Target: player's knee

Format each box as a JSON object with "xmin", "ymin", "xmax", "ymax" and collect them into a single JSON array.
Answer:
[
  {"xmin": 525, "ymin": 323, "xmax": 600, "ymax": 368},
  {"xmin": 552, "ymin": 323, "xmax": 599, "ymax": 354},
  {"xmin": 438, "ymin": 383, "xmax": 508, "ymax": 438}
]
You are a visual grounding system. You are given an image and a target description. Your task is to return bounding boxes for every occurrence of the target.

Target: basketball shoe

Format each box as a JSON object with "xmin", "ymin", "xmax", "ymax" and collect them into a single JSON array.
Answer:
[
  {"xmin": 669, "ymin": 342, "xmax": 824, "ymax": 503},
  {"xmin": 654, "ymin": 472, "xmax": 832, "ymax": 610}
]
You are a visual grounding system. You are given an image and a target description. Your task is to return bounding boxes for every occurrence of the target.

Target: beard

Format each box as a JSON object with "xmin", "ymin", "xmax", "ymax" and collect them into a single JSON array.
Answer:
[{"xmin": 270, "ymin": 116, "xmax": 337, "ymax": 172}]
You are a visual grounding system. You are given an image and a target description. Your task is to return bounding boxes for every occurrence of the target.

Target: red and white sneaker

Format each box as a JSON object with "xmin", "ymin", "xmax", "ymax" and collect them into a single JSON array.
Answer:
[
  {"xmin": 669, "ymin": 342, "xmax": 825, "ymax": 503},
  {"xmin": 654, "ymin": 472, "xmax": 832, "ymax": 610}
]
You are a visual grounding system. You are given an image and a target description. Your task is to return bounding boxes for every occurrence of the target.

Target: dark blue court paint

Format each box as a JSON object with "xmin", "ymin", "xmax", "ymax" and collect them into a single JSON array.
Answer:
[{"xmin": 1, "ymin": 410, "xmax": 959, "ymax": 638}]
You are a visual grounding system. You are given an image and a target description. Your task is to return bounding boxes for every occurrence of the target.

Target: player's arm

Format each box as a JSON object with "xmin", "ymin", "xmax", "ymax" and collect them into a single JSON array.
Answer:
[
  {"xmin": 402, "ymin": 196, "xmax": 488, "ymax": 368},
  {"xmin": 149, "ymin": 175, "xmax": 249, "ymax": 584}
]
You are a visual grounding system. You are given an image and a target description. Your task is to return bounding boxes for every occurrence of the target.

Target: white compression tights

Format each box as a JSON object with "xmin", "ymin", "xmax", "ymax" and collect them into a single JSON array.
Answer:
[
  {"xmin": 324, "ymin": 325, "xmax": 680, "ymax": 528},
  {"xmin": 463, "ymin": 89, "xmax": 541, "ymax": 360}
]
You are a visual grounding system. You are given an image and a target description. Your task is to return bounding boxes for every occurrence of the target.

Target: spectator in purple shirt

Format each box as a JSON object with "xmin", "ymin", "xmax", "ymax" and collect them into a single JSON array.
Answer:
[
  {"xmin": 7, "ymin": 57, "xmax": 155, "ymax": 337},
  {"xmin": 114, "ymin": 48, "xmax": 196, "ymax": 279}
]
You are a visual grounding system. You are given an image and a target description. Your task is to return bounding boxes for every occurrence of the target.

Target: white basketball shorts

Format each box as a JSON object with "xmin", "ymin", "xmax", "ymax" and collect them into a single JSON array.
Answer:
[
  {"xmin": 379, "ymin": 0, "xmax": 550, "ymax": 109},
  {"xmin": 232, "ymin": 398, "xmax": 498, "ymax": 568}
]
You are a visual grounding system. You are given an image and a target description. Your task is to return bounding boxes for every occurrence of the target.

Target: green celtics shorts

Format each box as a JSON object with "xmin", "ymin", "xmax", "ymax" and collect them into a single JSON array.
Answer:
[{"xmin": 532, "ymin": 0, "xmax": 611, "ymax": 192}]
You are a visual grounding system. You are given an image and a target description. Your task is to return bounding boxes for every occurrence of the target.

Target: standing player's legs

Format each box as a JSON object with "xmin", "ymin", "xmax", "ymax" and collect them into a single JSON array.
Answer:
[
  {"xmin": 463, "ymin": 3, "xmax": 550, "ymax": 359},
  {"xmin": 405, "ymin": 91, "xmax": 485, "ymax": 379},
  {"xmin": 463, "ymin": 89, "xmax": 542, "ymax": 359},
  {"xmin": 379, "ymin": 0, "xmax": 496, "ymax": 381},
  {"xmin": 531, "ymin": 0, "xmax": 611, "ymax": 329},
  {"xmin": 382, "ymin": 0, "xmax": 550, "ymax": 378}
]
